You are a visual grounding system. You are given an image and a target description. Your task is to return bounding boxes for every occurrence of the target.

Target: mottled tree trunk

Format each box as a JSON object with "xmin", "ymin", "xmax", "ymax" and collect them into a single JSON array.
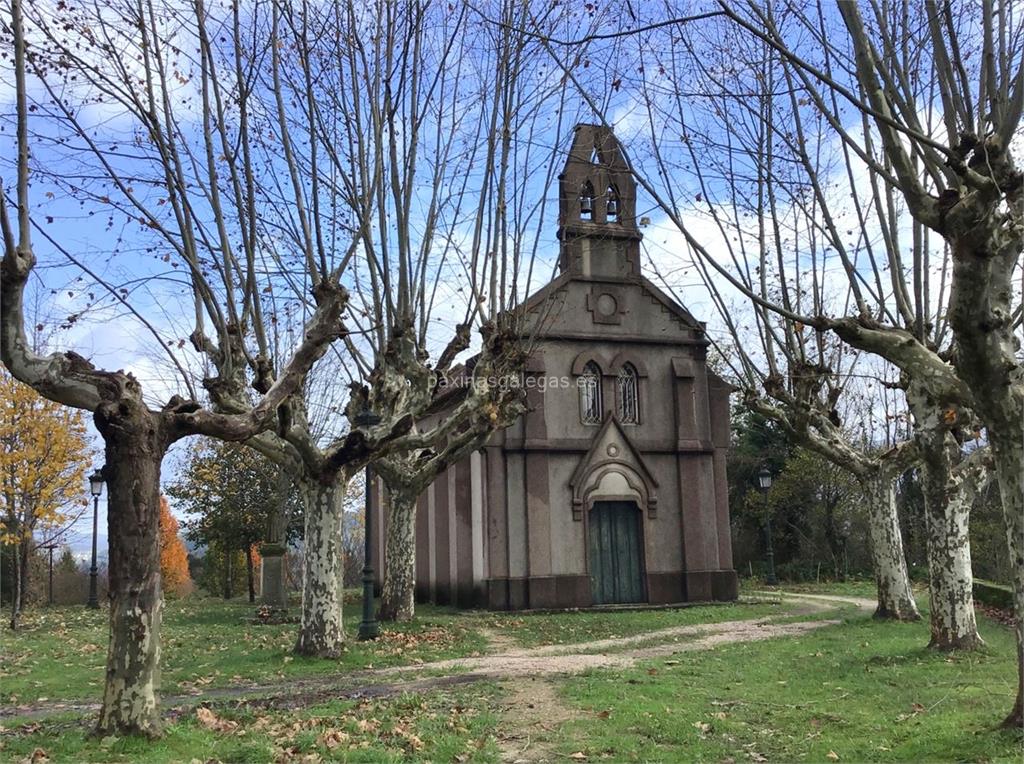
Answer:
[
  {"xmin": 94, "ymin": 403, "xmax": 168, "ymax": 738},
  {"xmin": 908, "ymin": 382, "xmax": 983, "ymax": 650},
  {"xmin": 860, "ymin": 475, "xmax": 921, "ymax": 621},
  {"xmin": 922, "ymin": 474, "xmax": 981, "ymax": 649},
  {"xmin": 379, "ymin": 490, "xmax": 417, "ymax": 623},
  {"xmin": 295, "ymin": 475, "xmax": 346, "ymax": 658}
]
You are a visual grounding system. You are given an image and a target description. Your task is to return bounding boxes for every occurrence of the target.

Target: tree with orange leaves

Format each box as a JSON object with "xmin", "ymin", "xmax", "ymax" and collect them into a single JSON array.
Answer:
[
  {"xmin": 158, "ymin": 497, "xmax": 192, "ymax": 597},
  {"xmin": 1, "ymin": 369, "xmax": 93, "ymax": 629}
]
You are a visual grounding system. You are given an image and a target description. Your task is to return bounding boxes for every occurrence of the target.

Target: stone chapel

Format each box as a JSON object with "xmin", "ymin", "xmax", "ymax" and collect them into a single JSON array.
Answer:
[{"xmin": 369, "ymin": 124, "xmax": 738, "ymax": 610}]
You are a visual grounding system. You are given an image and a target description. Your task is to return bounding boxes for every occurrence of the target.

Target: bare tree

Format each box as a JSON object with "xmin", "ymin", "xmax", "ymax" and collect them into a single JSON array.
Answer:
[
  {"xmin": 148, "ymin": 0, "xmax": 574, "ymax": 647},
  {"xmin": 1, "ymin": 0, "xmax": 348, "ymax": 736},
  {"xmin": 713, "ymin": 0, "xmax": 1024, "ymax": 726},
  {"xmin": 532, "ymin": 0, "xmax": 1016, "ymax": 706}
]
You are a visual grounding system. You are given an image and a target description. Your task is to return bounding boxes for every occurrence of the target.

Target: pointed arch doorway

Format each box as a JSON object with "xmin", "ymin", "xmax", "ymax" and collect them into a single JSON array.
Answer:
[{"xmin": 589, "ymin": 500, "xmax": 645, "ymax": 605}]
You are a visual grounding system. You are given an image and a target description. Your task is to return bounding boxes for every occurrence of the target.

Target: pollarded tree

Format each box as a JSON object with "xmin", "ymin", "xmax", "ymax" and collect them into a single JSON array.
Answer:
[
  {"xmin": 1, "ymin": 0, "xmax": 349, "ymax": 736},
  {"xmin": 0, "ymin": 367, "xmax": 92, "ymax": 629},
  {"xmin": 240, "ymin": 0, "xmax": 575, "ymax": 629},
  {"xmin": 533, "ymin": 3, "xmax": 998, "ymax": 645},
  {"xmin": 704, "ymin": 0, "xmax": 1024, "ymax": 726}
]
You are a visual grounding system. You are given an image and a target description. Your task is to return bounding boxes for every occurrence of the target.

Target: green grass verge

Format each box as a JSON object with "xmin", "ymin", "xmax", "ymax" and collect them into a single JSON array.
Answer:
[
  {"xmin": 0, "ymin": 684, "xmax": 501, "ymax": 763},
  {"xmin": 555, "ymin": 612, "xmax": 1022, "ymax": 762},
  {"xmin": 479, "ymin": 602, "xmax": 783, "ymax": 648},
  {"xmin": 0, "ymin": 596, "xmax": 488, "ymax": 705}
]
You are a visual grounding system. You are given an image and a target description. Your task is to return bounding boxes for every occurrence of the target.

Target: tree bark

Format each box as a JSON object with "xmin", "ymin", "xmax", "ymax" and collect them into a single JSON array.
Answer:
[
  {"xmin": 907, "ymin": 380, "xmax": 983, "ymax": 650},
  {"xmin": 245, "ymin": 546, "xmax": 256, "ymax": 604},
  {"xmin": 917, "ymin": 438, "xmax": 982, "ymax": 650},
  {"xmin": 94, "ymin": 401, "xmax": 168, "ymax": 738},
  {"xmin": 378, "ymin": 490, "xmax": 417, "ymax": 622},
  {"xmin": 921, "ymin": 468, "xmax": 982, "ymax": 650},
  {"xmin": 295, "ymin": 475, "xmax": 346, "ymax": 658},
  {"xmin": 860, "ymin": 475, "xmax": 921, "ymax": 621}
]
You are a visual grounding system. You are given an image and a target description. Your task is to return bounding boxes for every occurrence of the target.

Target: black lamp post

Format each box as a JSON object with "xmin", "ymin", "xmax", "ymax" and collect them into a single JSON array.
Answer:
[
  {"xmin": 87, "ymin": 469, "xmax": 104, "ymax": 608},
  {"xmin": 355, "ymin": 406, "xmax": 381, "ymax": 641},
  {"xmin": 41, "ymin": 542, "xmax": 58, "ymax": 605},
  {"xmin": 758, "ymin": 467, "xmax": 778, "ymax": 586}
]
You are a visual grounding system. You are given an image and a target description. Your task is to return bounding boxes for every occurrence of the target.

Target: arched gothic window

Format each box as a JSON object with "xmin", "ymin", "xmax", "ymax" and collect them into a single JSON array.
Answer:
[
  {"xmin": 606, "ymin": 185, "xmax": 620, "ymax": 221},
  {"xmin": 579, "ymin": 181, "xmax": 595, "ymax": 221},
  {"xmin": 579, "ymin": 362, "xmax": 602, "ymax": 424},
  {"xmin": 616, "ymin": 364, "xmax": 639, "ymax": 424}
]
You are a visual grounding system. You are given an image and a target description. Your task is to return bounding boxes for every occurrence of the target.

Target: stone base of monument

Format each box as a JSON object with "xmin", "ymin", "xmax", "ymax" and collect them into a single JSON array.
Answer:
[{"xmin": 258, "ymin": 544, "xmax": 290, "ymax": 614}]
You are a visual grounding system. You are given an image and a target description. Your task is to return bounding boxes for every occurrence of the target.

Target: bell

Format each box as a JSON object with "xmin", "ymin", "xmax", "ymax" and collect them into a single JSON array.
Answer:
[
  {"xmin": 580, "ymin": 194, "xmax": 593, "ymax": 216},
  {"xmin": 607, "ymin": 197, "xmax": 619, "ymax": 218}
]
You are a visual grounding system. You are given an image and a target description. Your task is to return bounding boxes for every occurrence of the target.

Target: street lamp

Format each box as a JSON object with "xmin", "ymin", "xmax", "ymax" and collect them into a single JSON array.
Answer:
[
  {"xmin": 87, "ymin": 468, "xmax": 104, "ymax": 608},
  {"xmin": 758, "ymin": 467, "xmax": 778, "ymax": 586},
  {"xmin": 40, "ymin": 541, "xmax": 59, "ymax": 605},
  {"xmin": 354, "ymin": 406, "xmax": 381, "ymax": 641}
]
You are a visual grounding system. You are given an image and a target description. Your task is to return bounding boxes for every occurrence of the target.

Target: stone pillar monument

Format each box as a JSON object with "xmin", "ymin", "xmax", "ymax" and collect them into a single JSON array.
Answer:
[{"xmin": 259, "ymin": 502, "xmax": 290, "ymax": 611}]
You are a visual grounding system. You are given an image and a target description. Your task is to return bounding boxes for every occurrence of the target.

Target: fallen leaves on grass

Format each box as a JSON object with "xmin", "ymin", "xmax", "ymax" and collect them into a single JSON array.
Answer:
[
  {"xmin": 316, "ymin": 729, "xmax": 350, "ymax": 749},
  {"xmin": 895, "ymin": 702, "xmax": 927, "ymax": 723},
  {"xmin": 976, "ymin": 603, "xmax": 1015, "ymax": 627},
  {"xmin": 373, "ymin": 626, "xmax": 457, "ymax": 657},
  {"xmin": 195, "ymin": 706, "xmax": 238, "ymax": 733}
]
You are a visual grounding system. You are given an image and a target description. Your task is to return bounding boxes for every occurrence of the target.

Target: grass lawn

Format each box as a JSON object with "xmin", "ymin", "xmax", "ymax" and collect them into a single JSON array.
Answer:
[
  {"xmin": 479, "ymin": 601, "xmax": 782, "ymax": 648},
  {"xmin": 0, "ymin": 595, "xmax": 488, "ymax": 705},
  {"xmin": 1, "ymin": 586, "xmax": 1019, "ymax": 762},
  {"xmin": 556, "ymin": 608, "xmax": 1022, "ymax": 762},
  {"xmin": 0, "ymin": 684, "xmax": 501, "ymax": 763}
]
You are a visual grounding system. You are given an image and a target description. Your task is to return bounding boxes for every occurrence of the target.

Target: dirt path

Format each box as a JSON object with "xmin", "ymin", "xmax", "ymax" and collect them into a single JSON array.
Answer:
[
  {"xmin": 488, "ymin": 592, "xmax": 873, "ymax": 763},
  {"xmin": 1, "ymin": 592, "xmax": 868, "ymax": 730}
]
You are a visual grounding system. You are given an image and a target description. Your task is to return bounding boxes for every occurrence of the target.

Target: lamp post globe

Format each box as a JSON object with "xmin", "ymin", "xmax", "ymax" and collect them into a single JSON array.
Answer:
[
  {"xmin": 87, "ymin": 469, "xmax": 104, "ymax": 608},
  {"xmin": 354, "ymin": 407, "xmax": 382, "ymax": 641}
]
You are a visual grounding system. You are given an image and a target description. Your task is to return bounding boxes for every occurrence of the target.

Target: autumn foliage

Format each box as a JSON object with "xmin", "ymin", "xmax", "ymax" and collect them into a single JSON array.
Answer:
[
  {"xmin": 0, "ymin": 369, "xmax": 92, "ymax": 546},
  {"xmin": 1, "ymin": 369, "xmax": 93, "ymax": 626},
  {"xmin": 159, "ymin": 497, "xmax": 192, "ymax": 597}
]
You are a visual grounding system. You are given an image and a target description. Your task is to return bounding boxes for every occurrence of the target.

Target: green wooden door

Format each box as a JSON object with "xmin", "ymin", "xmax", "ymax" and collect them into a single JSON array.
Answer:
[{"xmin": 589, "ymin": 501, "xmax": 645, "ymax": 605}]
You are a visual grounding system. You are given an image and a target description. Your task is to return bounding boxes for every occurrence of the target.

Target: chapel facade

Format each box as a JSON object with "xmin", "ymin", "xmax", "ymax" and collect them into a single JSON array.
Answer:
[{"xmin": 369, "ymin": 124, "xmax": 738, "ymax": 610}]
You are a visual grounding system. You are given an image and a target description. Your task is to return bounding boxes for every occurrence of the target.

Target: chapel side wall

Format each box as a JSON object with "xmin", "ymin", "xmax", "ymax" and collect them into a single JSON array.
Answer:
[{"xmin": 414, "ymin": 491, "xmax": 429, "ymax": 602}]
